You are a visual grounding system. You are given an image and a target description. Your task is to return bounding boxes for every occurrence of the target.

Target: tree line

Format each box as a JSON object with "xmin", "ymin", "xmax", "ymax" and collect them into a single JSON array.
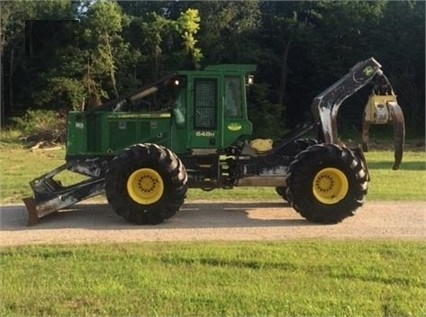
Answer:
[{"xmin": 1, "ymin": 0, "xmax": 424, "ymax": 137}]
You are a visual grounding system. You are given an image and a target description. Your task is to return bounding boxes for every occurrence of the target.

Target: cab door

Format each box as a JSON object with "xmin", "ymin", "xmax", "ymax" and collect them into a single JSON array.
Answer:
[{"xmin": 189, "ymin": 76, "xmax": 222, "ymax": 150}]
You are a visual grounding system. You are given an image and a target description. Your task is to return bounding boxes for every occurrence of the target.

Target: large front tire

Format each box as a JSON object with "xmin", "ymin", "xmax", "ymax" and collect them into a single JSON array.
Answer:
[
  {"xmin": 106, "ymin": 144, "xmax": 187, "ymax": 225},
  {"xmin": 276, "ymin": 138, "xmax": 318, "ymax": 202},
  {"xmin": 286, "ymin": 144, "xmax": 368, "ymax": 224}
]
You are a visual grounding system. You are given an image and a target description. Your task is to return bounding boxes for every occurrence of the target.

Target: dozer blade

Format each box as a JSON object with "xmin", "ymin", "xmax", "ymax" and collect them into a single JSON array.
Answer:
[
  {"xmin": 23, "ymin": 195, "xmax": 69, "ymax": 226},
  {"xmin": 23, "ymin": 176, "xmax": 105, "ymax": 226},
  {"xmin": 24, "ymin": 162, "xmax": 105, "ymax": 225},
  {"xmin": 22, "ymin": 197, "xmax": 44, "ymax": 226}
]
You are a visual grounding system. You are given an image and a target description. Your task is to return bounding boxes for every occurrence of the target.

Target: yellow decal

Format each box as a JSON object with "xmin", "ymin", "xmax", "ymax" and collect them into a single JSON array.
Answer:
[
  {"xmin": 250, "ymin": 138, "xmax": 273, "ymax": 153},
  {"xmin": 363, "ymin": 66, "xmax": 374, "ymax": 77},
  {"xmin": 227, "ymin": 123, "xmax": 242, "ymax": 131}
]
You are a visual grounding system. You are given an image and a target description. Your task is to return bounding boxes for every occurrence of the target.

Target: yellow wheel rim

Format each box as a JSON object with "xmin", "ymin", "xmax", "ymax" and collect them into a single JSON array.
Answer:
[
  {"xmin": 313, "ymin": 168, "xmax": 348, "ymax": 205},
  {"xmin": 127, "ymin": 168, "xmax": 164, "ymax": 205}
]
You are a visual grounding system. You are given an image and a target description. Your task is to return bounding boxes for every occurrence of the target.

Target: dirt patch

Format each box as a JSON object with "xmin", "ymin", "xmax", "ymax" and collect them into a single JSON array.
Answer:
[{"xmin": 0, "ymin": 201, "xmax": 424, "ymax": 246}]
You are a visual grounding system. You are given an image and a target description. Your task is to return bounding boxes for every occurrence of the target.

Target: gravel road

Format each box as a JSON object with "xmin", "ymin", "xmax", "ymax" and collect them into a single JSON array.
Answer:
[{"xmin": 0, "ymin": 201, "xmax": 424, "ymax": 246}]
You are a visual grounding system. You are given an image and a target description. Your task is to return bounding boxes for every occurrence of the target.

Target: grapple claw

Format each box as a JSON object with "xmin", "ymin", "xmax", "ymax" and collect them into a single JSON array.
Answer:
[
  {"xmin": 389, "ymin": 102, "xmax": 405, "ymax": 170},
  {"xmin": 362, "ymin": 83, "xmax": 405, "ymax": 170}
]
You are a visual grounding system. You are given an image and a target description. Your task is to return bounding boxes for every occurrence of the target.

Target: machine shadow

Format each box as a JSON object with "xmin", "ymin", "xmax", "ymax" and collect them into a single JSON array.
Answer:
[{"xmin": 0, "ymin": 201, "xmax": 317, "ymax": 231}]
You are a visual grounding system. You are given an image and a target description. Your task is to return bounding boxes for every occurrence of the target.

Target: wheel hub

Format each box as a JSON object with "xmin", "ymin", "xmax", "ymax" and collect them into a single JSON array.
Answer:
[
  {"xmin": 313, "ymin": 167, "xmax": 348, "ymax": 205},
  {"xmin": 127, "ymin": 168, "xmax": 164, "ymax": 205}
]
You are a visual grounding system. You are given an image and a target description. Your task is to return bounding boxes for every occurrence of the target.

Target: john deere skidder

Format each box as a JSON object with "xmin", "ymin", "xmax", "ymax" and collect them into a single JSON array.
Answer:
[{"xmin": 24, "ymin": 57, "xmax": 405, "ymax": 225}]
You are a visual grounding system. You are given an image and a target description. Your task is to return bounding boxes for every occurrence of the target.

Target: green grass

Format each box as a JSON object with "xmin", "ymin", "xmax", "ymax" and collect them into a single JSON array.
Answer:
[
  {"xmin": 0, "ymin": 146, "xmax": 424, "ymax": 204},
  {"xmin": 1, "ymin": 241, "xmax": 424, "ymax": 317},
  {"xmin": 0, "ymin": 145, "xmax": 86, "ymax": 204},
  {"xmin": 365, "ymin": 151, "xmax": 426, "ymax": 200}
]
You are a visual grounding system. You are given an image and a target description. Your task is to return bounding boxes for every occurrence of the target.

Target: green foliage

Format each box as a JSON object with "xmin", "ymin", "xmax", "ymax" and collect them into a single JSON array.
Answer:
[
  {"xmin": 0, "ymin": 129, "xmax": 21, "ymax": 145},
  {"xmin": 11, "ymin": 110, "xmax": 64, "ymax": 136},
  {"xmin": 1, "ymin": 241, "xmax": 424, "ymax": 316},
  {"xmin": 82, "ymin": 0, "xmax": 127, "ymax": 101},
  {"xmin": 248, "ymin": 83, "xmax": 285, "ymax": 138},
  {"xmin": 177, "ymin": 9, "xmax": 203, "ymax": 68},
  {"xmin": 0, "ymin": 0, "xmax": 424, "ymax": 134},
  {"xmin": 84, "ymin": 0, "xmax": 123, "ymax": 36},
  {"xmin": 41, "ymin": 77, "xmax": 86, "ymax": 111},
  {"xmin": 137, "ymin": 12, "xmax": 176, "ymax": 79},
  {"xmin": 195, "ymin": 1, "xmax": 261, "ymax": 64}
]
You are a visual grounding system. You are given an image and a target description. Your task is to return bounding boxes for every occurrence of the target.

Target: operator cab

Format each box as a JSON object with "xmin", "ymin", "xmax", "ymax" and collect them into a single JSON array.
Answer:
[{"xmin": 171, "ymin": 65, "xmax": 256, "ymax": 154}]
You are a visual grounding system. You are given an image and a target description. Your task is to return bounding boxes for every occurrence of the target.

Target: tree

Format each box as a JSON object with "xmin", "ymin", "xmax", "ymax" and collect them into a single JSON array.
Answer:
[
  {"xmin": 82, "ymin": 0, "xmax": 127, "ymax": 102},
  {"xmin": 372, "ymin": 1, "xmax": 425, "ymax": 130},
  {"xmin": 193, "ymin": 1, "xmax": 261, "ymax": 64},
  {"xmin": 177, "ymin": 8, "xmax": 203, "ymax": 69},
  {"xmin": 300, "ymin": 0, "xmax": 424, "ymax": 131},
  {"xmin": 31, "ymin": 0, "xmax": 138, "ymax": 110},
  {"xmin": 121, "ymin": 5, "xmax": 203, "ymax": 81},
  {"xmin": 1, "ymin": 0, "xmax": 78, "ymax": 116},
  {"xmin": 258, "ymin": 1, "xmax": 319, "ymax": 124}
]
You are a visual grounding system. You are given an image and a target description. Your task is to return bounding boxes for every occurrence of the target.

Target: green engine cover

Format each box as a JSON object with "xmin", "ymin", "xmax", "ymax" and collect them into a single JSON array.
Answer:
[{"xmin": 66, "ymin": 112, "xmax": 172, "ymax": 157}]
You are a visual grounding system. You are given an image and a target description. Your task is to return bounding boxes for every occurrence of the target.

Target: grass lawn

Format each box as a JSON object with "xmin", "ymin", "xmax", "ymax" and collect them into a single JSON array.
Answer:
[{"xmin": 1, "ymin": 241, "xmax": 425, "ymax": 317}]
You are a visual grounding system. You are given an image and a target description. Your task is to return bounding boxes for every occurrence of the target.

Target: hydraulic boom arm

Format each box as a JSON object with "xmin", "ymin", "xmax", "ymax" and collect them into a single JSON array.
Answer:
[{"xmin": 311, "ymin": 57, "xmax": 405, "ymax": 169}]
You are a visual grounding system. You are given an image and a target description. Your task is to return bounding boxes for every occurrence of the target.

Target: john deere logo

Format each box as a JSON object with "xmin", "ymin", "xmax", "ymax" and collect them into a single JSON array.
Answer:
[
  {"xmin": 227, "ymin": 123, "xmax": 242, "ymax": 131},
  {"xmin": 363, "ymin": 66, "xmax": 374, "ymax": 77}
]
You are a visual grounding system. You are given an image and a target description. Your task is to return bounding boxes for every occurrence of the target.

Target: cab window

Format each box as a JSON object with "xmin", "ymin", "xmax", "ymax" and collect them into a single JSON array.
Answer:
[
  {"xmin": 194, "ymin": 78, "xmax": 217, "ymax": 129},
  {"xmin": 225, "ymin": 77, "xmax": 242, "ymax": 117}
]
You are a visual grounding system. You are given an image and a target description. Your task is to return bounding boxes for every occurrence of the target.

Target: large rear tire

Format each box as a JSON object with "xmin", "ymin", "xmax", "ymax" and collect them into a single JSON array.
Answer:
[
  {"xmin": 286, "ymin": 144, "xmax": 368, "ymax": 224},
  {"xmin": 106, "ymin": 144, "xmax": 187, "ymax": 225}
]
